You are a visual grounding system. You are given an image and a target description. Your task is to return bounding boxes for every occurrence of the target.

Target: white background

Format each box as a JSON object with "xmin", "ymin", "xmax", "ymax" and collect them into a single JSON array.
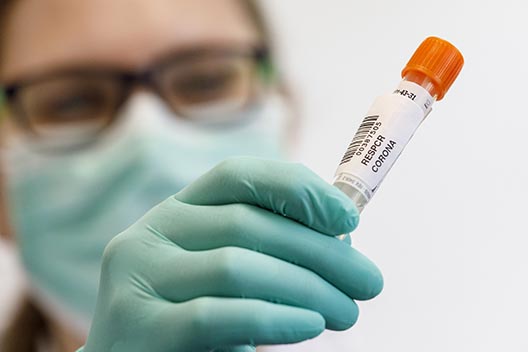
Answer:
[
  {"xmin": 262, "ymin": 0, "xmax": 528, "ymax": 351},
  {"xmin": 2, "ymin": 1, "xmax": 528, "ymax": 351}
]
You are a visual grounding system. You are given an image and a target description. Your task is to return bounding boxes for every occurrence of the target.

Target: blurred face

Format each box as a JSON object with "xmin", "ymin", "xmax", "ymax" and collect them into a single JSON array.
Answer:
[
  {"xmin": 0, "ymin": 0, "xmax": 274, "ymax": 239},
  {"xmin": 0, "ymin": 0, "xmax": 269, "ymax": 144}
]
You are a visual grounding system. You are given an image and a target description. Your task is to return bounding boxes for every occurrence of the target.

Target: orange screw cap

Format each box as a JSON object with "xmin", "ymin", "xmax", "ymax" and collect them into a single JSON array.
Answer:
[{"xmin": 401, "ymin": 37, "xmax": 464, "ymax": 100}]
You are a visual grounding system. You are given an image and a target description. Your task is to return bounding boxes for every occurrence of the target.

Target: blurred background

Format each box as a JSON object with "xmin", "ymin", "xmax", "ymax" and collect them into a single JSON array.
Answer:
[{"xmin": 2, "ymin": 0, "xmax": 528, "ymax": 351}]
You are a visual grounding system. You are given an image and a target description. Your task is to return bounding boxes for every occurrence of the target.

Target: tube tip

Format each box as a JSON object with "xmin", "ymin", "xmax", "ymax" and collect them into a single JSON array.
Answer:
[{"xmin": 401, "ymin": 36, "xmax": 464, "ymax": 100}]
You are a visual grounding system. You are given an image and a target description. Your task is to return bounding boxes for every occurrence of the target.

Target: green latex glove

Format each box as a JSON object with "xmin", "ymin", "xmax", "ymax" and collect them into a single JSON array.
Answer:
[{"xmin": 80, "ymin": 157, "xmax": 383, "ymax": 352}]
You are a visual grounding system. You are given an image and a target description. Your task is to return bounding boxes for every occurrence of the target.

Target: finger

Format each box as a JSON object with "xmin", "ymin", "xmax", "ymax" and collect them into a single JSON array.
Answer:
[
  {"xmin": 174, "ymin": 157, "xmax": 359, "ymax": 236},
  {"xmin": 149, "ymin": 245, "xmax": 359, "ymax": 330},
  {"xmin": 162, "ymin": 297, "xmax": 325, "ymax": 349},
  {"xmin": 147, "ymin": 199, "xmax": 383, "ymax": 300}
]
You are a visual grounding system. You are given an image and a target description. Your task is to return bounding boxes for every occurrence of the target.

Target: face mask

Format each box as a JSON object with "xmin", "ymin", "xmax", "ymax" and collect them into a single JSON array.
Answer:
[{"xmin": 1, "ymin": 93, "xmax": 289, "ymax": 336}]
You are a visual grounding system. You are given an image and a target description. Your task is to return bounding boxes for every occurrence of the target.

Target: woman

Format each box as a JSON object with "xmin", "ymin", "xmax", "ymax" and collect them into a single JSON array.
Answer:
[{"xmin": 0, "ymin": 0, "xmax": 383, "ymax": 351}]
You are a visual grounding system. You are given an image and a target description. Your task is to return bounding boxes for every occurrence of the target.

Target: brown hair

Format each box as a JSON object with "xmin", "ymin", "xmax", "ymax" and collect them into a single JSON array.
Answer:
[
  {"xmin": 0, "ymin": 1, "xmax": 278, "ymax": 351},
  {"xmin": 0, "ymin": 0, "xmax": 16, "ymax": 59},
  {"xmin": 1, "ymin": 298, "xmax": 49, "ymax": 352}
]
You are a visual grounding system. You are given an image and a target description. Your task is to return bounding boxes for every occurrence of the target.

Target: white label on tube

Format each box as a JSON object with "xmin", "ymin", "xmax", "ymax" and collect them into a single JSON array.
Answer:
[{"xmin": 334, "ymin": 82, "xmax": 433, "ymax": 201}]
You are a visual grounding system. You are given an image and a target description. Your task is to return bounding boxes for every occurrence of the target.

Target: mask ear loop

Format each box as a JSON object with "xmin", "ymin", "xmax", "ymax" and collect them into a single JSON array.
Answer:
[{"xmin": 257, "ymin": 48, "xmax": 275, "ymax": 85}]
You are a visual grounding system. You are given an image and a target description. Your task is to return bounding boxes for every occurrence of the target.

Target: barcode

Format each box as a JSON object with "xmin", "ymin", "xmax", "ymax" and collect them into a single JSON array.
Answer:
[{"xmin": 339, "ymin": 115, "xmax": 380, "ymax": 165}]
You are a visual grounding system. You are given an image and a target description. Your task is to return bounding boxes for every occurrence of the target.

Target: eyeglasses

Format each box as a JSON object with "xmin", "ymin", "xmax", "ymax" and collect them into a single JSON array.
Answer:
[{"xmin": 3, "ymin": 46, "xmax": 272, "ymax": 149}]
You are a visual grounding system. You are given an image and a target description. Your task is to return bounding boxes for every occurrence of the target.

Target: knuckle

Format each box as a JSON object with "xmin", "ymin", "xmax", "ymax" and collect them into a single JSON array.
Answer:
[
  {"xmin": 221, "ymin": 204, "xmax": 252, "ymax": 239},
  {"xmin": 213, "ymin": 157, "xmax": 248, "ymax": 180},
  {"xmin": 101, "ymin": 231, "xmax": 137, "ymax": 272},
  {"xmin": 102, "ymin": 233, "xmax": 125, "ymax": 262},
  {"xmin": 107, "ymin": 289, "xmax": 134, "ymax": 324},
  {"xmin": 144, "ymin": 196, "xmax": 184, "ymax": 225},
  {"xmin": 214, "ymin": 247, "xmax": 244, "ymax": 290},
  {"xmin": 186, "ymin": 299, "xmax": 214, "ymax": 335},
  {"xmin": 283, "ymin": 163, "xmax": 314, "ymax": 193},
  {"xmin": 291, "ymin": 162, "xmax": 314, "ymax": 180}
]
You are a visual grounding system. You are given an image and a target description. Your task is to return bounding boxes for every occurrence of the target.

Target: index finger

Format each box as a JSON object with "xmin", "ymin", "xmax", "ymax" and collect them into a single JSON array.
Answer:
[{"xmin": 175, "ymin": 157, "xmax": 359, "ymax": 236}]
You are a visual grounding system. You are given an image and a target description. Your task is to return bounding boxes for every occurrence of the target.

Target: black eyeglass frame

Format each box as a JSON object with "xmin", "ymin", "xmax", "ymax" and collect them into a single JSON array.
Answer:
[{"xmin": 3, "ymin": 46, "xmax": 272, "ymax": 138}]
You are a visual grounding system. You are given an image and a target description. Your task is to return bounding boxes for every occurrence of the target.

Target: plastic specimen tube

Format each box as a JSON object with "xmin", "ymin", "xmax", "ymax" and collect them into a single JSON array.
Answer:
[{"xmin": 333, "ymin": 37, "xmax": 464, "ymax": 213}]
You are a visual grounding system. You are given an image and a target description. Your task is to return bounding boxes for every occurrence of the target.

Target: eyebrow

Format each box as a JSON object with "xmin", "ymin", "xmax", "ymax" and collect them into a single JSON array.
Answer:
[{"xmin": 2, "ymin": 43, "xmax": 266, "ymax": 88}]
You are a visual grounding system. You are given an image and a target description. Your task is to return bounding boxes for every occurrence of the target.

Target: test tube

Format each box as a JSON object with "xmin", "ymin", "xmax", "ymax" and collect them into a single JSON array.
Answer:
[{"xmin": 333, "ymin": 37, "xmax": 464, "ymax": 213}]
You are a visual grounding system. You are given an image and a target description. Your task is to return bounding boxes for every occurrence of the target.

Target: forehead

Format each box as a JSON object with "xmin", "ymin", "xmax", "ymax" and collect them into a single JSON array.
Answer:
[{"xmin": 0, "ymin": 0, "xmax": 259, "ymax": 81}]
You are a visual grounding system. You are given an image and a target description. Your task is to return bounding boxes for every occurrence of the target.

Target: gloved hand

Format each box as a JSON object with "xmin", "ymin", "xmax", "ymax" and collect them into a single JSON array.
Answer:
[{"xmin": 80, "ymin": 157, "xmax": 383, "ymax": 352}]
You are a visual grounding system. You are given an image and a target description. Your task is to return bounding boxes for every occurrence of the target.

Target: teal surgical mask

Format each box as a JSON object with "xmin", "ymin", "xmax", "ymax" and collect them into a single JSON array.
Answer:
[{"xmin": 1, "ymin": 93, "xmax": 289, "ymax": 335}]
